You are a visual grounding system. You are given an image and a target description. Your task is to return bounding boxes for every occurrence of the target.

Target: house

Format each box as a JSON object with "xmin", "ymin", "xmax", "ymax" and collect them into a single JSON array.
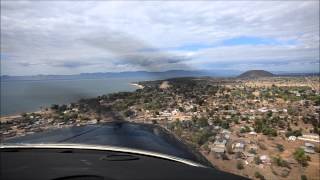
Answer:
[
  {"xmin": 221, "ymin": 129, "xmax": 231, "ymax": 134},
  {"xmin": 302, "ymin": 143, "xmax": 316, "ymax": 154},
  {"xmin": 248, "ymin": 132, "xmax": 257, "ymax": 136},
  {"xmin": 258, "ymin": 107, "xmax": 268, "ymax": 113},
  {"xmin": 224, "ymin": 134, "xmax": 231, "ymax": 140},
  {"xmin": 260, "ymin": 155, "xmax": 271, "ymax": 164},
  {"xmin": 211, "ymin": 147, "xmax": 226, "ymax": 153},
  {"xmin": 87, "ymin": 119, "xmax": 97, "ymax": 124},
  {"xmin": 248, "ymin": 144, "xmax": 258, "ymax": 151},
  {"xmin": 232, "ymin": 141, "xmax": 245, "ymax": 153},
  {"xmin": 210, "ymin": 140, "xmax": 226, "ymax": 154},
  {"xmin": 288, "ymin": 136, "xmax": 297, "ymax": 141},
  {"xmin": 298, "ymin": 134, "xmax": 320, "ymax": 143},
  {"xmin": 214, "ymin": 139, "xmax": 227, "ymax": 146}
]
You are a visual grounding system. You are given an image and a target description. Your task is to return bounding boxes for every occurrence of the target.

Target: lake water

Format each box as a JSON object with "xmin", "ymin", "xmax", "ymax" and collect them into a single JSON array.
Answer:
[{"xmin": 1, "ymin": 77, "xmax": 154, "ymax": 116}]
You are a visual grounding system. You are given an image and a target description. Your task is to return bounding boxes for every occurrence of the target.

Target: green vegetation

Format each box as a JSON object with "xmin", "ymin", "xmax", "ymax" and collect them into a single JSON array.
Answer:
[
  {"xmin": 254, "ymin": 171, "xmax": 266, "ymax": 180},
  {"xmin": 191, "ymin": 129, "xmax": 213, "ymax": 146},
  {"xmin": 240, "ymin": 125, "xmax": 251, "ymax": 133},
  {"xmin": 221, "ymin": 121, "xmax": 230, "ymax": 129},
  {"xmin": 262, "ymin": 126, "xmax": 277, "ymax": 137},
  {"xmin": 198, "ymin": 117, "xmax": 209, "ymax": 127},
  {"xmin": 254, "ymin": 119, "xmax": 277, "ymax": 136},
  {"xmin": 236, "ymin": 160, "xmax": 244, "ymax": 170},
  {"xmin": 301, "ymin": 175, "xmax": 308, "ymax": 180},
  {"xmin": 273, "ymin": 156, "xmax": 290, "ymax": 168},
  {"xmin": 51, "ymin": 104, "xmax": 59, "ymax": 110},
  {"xmin": 285, "ymin": 129, "xmax": 302, "ymax": 137},
  {"xmin": 276, "ymin": 144, "xmax": 284, "ymax": 152},
  {"xmin": 248, "ymin": 148, "xmax": 257, "ymax": 154},
  {"xmin": 254, "ymin": 156, "xmax": 262, "ymax": 165},
  {"xmin": 293, "ymin": 148, "xmax": 310, "ymax": 167}
]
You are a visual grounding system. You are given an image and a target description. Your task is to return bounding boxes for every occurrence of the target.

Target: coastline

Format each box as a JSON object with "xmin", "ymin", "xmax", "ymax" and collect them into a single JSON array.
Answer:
[
  {"xmin": 0, "ymin": 114, "xmax": 21, "ymax": 122},
  {"xmin": 130, "ymin": 83, "xmax": 144, "ymax": 89},
  {"xmin": 0, "ymin": 110, "xmax": 44, "ymax": 122}
]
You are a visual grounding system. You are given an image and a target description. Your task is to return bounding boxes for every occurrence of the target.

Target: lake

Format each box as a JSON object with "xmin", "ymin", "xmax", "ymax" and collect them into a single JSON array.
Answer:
[{"xmin": 1, "ymin": 77, "xmax": 154, "ymax": 116}]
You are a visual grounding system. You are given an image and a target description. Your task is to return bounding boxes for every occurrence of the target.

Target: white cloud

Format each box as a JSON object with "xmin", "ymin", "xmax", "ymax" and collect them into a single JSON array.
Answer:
[{"xmin": 1, "ymin": 1, "xmax": 319, "ymax": 75}]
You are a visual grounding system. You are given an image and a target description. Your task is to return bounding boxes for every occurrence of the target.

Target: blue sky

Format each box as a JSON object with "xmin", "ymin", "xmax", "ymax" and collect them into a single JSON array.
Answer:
[
  {"xmin": 221, "ymin": 36, "xmax": 297, "ymax": 46},
  {"xmin": 1, "ymin": 1, "xmax": 319, "ymax": 75},
  {"xmin": 159, "ymin": 36, "xmax": 298, "ymax": 52}
]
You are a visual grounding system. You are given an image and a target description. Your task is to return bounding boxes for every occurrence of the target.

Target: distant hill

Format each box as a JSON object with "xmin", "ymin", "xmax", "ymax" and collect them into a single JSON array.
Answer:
[
  {"xmin": 1, "ymin": 70, "xmax": 242, "ymax": 81},
  {"xmin": 0, "ymin": 70, "xmax": 208, "ymax": 81},
  {"xmin": 238, "ymin": 70, "xmax": 274, "ymax": 78}
]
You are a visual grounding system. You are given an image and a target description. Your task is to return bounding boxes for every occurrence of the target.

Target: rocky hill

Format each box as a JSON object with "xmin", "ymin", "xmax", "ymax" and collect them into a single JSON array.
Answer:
[{"xmin": 238, "ymin": 70, "xmax": 274, "ymax": 78}]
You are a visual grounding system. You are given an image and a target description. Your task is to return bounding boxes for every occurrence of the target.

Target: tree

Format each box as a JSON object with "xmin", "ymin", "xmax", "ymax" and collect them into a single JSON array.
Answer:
[
  {"xmin": 58, "ymin": 104, "xmax": 67, "ymax": 112},
  {"xmin": 51, "ymin": 104, "xmax": 59, "ymax": 110},
  {"xmin": 221, "ymin": 121, "xmax": 230, "ymax": 129},
  {"xmin": 276, "ymin": 144, "xmax": 284, "ymax": 152},
  {"xmin": 191, "ymin": 129, "xmax": 212, "ymax": 146},
  {"xmin": 267, "ymin": 110, "xmax": 273, "ymax": 117},
  {"xmin": 255, "ymin": 172, "xmax": 266, "ymax": 180},
  {"xmin": 254, "ymin": 156, "xmax": 262, "ymax": 165},
  {"xmin": 236, "ymin": 160, "xmax": 244, "ymax": 170},
  {"xmin": 273, "ymin": 156, "xmax": 290, "ymax": 168},
  {"xmin": 262, "ymin": 126, "xmax": 277, "ymax": 137},
  {"xmin": 285, "ymin": 129, "xmax": 302, "ymax": 137},
  {"xmin": 21, "ymin": 113, "xmax": 28, "ymax": 118},
  {"xmin": 178, "ymin": 106, "xmax": 184, "ymax": 112},
  {"xmin": 198, "ymin": 117, "xmax": 209, "ymax": 127},
  {"xmin": 301, "ymin": 175, "xmax": 308, "ymax": 180},
  {"xmin": 124, "ymin": 110, "xmax": 134, "ymax": 117},
  {"xmin": 254, "ymin": 119, "xmax": 263, "ymax": 133},
  {"xmin": 240, "ymin": 125, "xmax": 251, "ymax": 133},
  {"xmin": 293, "ymin": 148, "xmax": 310, "ymax": 167}
]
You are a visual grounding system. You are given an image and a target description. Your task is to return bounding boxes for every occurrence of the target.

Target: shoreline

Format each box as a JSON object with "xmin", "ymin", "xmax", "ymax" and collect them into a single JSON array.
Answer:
[
  {"xmin": 0, "ymin": 110, "xmax": 44, "ymax": 122},
  {"xmin": 130, "ymin": 83, "xmax": 144, "ymax": 89}
]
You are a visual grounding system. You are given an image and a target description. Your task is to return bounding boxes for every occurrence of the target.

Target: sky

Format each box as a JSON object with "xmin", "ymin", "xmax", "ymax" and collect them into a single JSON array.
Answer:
[{"xmin": 1, "ymin": 0, "xmax": 319, "ymax": 76}]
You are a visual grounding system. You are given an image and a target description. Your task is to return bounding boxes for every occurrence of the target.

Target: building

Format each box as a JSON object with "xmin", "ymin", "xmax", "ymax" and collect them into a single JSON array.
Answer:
[
  {"xmin": 298, "ymin": 134, "xmax": 320, "ymax": 143},
  {"xmin": 302, "ymin": 143, "xmax": 316, "ymax": 154},
  {"xmin": 232, "ymin": 142, "xmax": 245, "ymax": 153},
  {"xmin": 210, "ymin": 139, "xmax": 227, "ymax": 154},
  {"xmin": 288, "ymin": 136, "xmax": 297, "ymax": 141},
  {"xmin": 260, "ymin": 155, "xmax": 271, "ymax": 164}
]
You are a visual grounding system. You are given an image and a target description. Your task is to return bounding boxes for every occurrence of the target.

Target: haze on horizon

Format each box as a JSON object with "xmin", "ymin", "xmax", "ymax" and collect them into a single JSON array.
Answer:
[{"xmin": 1, "ymin": 0, "xmax": 319, "ymax": 76}]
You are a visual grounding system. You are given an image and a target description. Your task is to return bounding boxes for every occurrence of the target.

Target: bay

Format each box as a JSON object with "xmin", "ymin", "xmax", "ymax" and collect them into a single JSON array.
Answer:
[{"xmin": 1, "ymin": 77, "xmax": 154, "ymax": 116}]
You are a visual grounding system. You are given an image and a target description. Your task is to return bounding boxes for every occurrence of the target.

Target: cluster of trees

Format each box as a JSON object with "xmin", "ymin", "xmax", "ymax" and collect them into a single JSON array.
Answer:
[
  {"xmin": 240, "ymin": 125, "xmax": 251, "ymax": 133},
  {"xmin": 209, "ymin": 118, "xmax": 230, "ymax": 129},
  {"xmin": 254, "ymin": 172, "xmax": 266, "ymax": 180},
  {"xmin": 190, "ymin": 129, "xmax": 213, "ymax": 146},
  {"xmin": 285, "ymin": 129, "xmax": 302, "ymax": 137},
  {"xmin": 272, "ymin": 156, "xmax": 290, "ymax": 169},
  {"xmin": 293, "ymin": 148, "xmax": 310, "ymax": 167},
  {"xmin": 254, "ymin": 119, "xmax": 277, "ymax": 136},
  {"xmin": 51, "ymin": 104, "xmax": 67, "ymax": 112}
]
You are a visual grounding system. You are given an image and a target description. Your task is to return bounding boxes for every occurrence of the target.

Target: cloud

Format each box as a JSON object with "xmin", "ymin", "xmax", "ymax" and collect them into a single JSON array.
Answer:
[{"xmin": 1, "ymin": 1, "xmax": 319, "ymax": 75}]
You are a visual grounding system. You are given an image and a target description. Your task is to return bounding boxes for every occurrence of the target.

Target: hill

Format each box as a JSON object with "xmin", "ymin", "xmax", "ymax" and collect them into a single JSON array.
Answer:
[
  {"xmin": 238, "ymin": 70, "xmax": 274, "ymax": 78},
  {"xmin": 1, "ymin": 70, "xmax": 242, "ymax": 81}
]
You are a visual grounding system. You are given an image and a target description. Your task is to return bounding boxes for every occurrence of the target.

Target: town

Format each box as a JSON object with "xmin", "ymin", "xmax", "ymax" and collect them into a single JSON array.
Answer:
[{"xmin": 1, "ymin": 76, "xmax": 319, "ymax": 180}]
